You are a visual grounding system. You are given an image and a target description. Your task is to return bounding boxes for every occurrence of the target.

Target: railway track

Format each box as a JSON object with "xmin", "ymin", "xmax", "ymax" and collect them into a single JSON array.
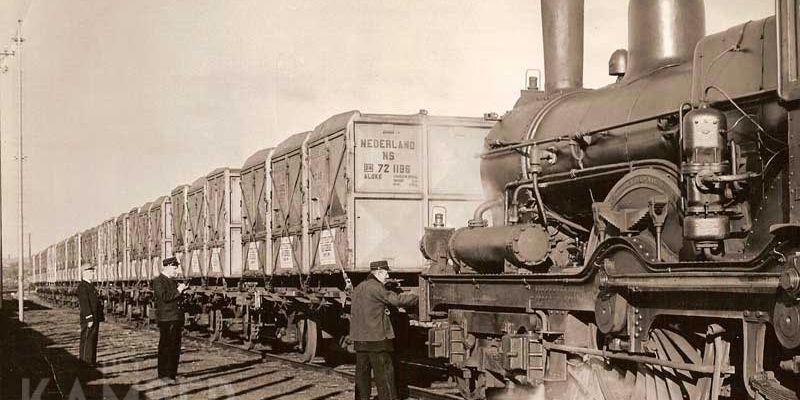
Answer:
[
  {"xmin": 180, "ymin": 333, "xmax": 462, "ymax": 400},
  {"xmin": 35, "ymin": 295, "xmax": 461, "ymax": 400}
]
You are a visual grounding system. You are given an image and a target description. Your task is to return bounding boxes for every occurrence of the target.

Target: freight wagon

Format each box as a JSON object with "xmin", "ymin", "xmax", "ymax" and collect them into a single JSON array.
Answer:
[{"xmin": 35, "ymin": 109, "xmax": 493, "ymax": 360}]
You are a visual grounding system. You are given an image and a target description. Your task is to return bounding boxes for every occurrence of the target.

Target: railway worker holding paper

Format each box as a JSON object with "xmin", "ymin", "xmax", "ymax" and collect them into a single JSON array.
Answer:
[
  {"xmin": 350, "ymin": 260, "xmax": 418, "ymax": 400},
  {"xmin": 152, "ymin": 256, "xmax": 188, "ymax": 384},
  {"xmin": 77, "ymin": 265, "xmax": 104, "ymax": 367}
]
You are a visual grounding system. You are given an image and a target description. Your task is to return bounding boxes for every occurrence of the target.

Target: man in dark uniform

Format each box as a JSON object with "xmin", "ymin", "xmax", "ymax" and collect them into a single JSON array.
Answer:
[
  {"xmin": 350, "ymin": 260, "xmax": 418, "ymax": 400},
  {"xmin": 77, "ymin": 265, "xmax": 104, "ymax": 366},
  {"xmin": 152, "ymin": 256, "xmax": 188, "ymax": 384}
]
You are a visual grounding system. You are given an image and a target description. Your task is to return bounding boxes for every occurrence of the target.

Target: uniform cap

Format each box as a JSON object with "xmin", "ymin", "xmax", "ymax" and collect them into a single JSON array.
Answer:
[
  {"xmin": 369, "ymin": 260, "xmax": 390, "ymax": 271},
  {"xmin": 162, "ymin": 256, "xmax": 180, "ymax": 267},
  {"xmin": 83, "ymin": 265, "xmax": 96, "ymax": 271}
]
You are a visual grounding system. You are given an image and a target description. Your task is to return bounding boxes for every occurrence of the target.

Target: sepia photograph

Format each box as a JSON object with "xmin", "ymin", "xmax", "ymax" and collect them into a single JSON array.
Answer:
[{"xmin": 0, "ymin": 0, "xmax": 794, "ymax": 399}]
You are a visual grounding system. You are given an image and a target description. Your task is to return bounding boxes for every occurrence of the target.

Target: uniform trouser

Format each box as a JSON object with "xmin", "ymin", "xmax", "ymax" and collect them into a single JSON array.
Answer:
[
  {"xmin": 355, "ymin": 350, "xmax": 397, "ymax": 400},
  {"xmin": 157, "ymin": 321, "xmax": 182, "ymax": 379},
  {"xmin": 79, "ymin": 322, "xmax": 99, "ymax": 364}
]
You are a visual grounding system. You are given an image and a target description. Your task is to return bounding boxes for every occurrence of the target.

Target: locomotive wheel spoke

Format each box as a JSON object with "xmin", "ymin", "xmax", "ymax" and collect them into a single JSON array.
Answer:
[
  {"xmin": 663, "ymin": 329, "xmax": 703, "ymax": 365},
  {"xmin": 577, "ymin": 328, "xmax": 720, "ymax": 400},
  {"xmin": 644, "ymin": 365, "xmax": 658, "ymax": 400},
  {"xmin": 650, "ymin": 332, "xmax": 686, "ymax": 400}
]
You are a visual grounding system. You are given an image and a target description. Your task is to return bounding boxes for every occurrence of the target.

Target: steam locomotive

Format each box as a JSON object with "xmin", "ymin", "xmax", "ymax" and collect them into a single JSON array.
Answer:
[{"xmin": 419, "ymin": 0, "xmax": 800, "ymax": 399}]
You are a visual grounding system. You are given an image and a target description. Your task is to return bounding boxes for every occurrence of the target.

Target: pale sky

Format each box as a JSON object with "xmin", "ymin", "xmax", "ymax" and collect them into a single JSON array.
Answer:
[{"xmin": 0, "ymin": 0, "xmax": 775, "ymax": 256}]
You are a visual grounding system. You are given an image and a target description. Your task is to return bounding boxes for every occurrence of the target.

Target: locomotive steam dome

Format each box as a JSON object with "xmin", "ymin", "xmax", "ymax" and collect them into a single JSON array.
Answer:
[{"xmin": 625, "ymin": 0, "xmax": 705, "ymax": 82}]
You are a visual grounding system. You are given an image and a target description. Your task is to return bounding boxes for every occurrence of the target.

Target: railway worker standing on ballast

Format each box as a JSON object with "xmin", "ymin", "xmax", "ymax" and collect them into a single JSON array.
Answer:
[
  {"xmin": 77, "ymin": 265, "xmax": 104, "ymax": 367},
  {"xmin": 152, "ymin": 256, "xmax": 188, "ymax": 384},
  {"xmin": 350, "ymin": 260, "xmax": 418, "ymax": 400}
]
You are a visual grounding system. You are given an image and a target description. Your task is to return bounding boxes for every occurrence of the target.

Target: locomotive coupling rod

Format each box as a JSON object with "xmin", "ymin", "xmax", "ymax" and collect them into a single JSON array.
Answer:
[{"xmin": 542, "ymin": 342, "xmax": 735, "ymax": 375}]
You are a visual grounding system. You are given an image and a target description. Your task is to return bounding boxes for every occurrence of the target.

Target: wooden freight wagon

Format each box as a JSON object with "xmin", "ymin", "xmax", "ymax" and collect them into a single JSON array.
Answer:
[
  {"xmin": 186, "ymin": 177, "xmax": 208, "ymax": 278},
  {"xmin": 240, "ymin": 148, "xmax": 274, "ymax": 278},
  {"xmin": 205, "ymin": 167, "xmax": 242, "ymax": 278},
  {"xmin": 170, "ymin": 184, "xmax": 191, "ymax": 277},
  {"xmin": 270, "ymin": 132, "xmax": 311, "ymax": 276},
  {"xmin": 148, "ymin": 196, "xmax": 173, "ymax": 278}
]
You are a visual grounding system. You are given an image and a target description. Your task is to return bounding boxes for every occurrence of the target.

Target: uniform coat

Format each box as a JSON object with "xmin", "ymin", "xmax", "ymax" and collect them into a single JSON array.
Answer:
[
  {"xmin": 349, "ymin": 275, "xmax": 417, "ymax": 343},
  {"xmin": 350, "ymin": 275, "xmax": 417, "ymax": 400},
  {"xmin": 152, "ymin": 273, "xmax": 184, "ymax": 322},
  {"xmin": 77, "ymin": 279, "xmax": 104, "ymax": 365},
  {"xmin": 152, "ymin": 273, "xmax": 184, "ymax": 379}
]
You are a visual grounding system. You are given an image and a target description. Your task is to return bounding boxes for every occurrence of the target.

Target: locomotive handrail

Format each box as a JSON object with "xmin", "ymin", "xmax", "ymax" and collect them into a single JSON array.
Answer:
[
  {"xmin": 505, "ymin": 159, "xmax": 680, "ymax": 188},
  {"xmin": 481, "ymin": 109, "xmax": 681, "ymax": 158}
]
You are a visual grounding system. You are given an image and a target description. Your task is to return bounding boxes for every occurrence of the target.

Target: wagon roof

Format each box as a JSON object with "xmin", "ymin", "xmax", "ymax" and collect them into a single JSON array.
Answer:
[
  {"xmin": 190, "ymin": 176, "xmax": 206, "ymax": 191},
  {"xmin": 171, "ymin": 183, "xmax": 190, "ymax": 195},
  {"xmin": 272, "ymin": 131, "xmax": 311, "ymax": 159},
  {"xmin": 150, "ymin": 195, "xmax": 169, "ymax": 206},
  {"xmin": 207, "ymin": 166, "xmax": 240, "ymax": 178},
  {"xmin": 242, "ymin": 147, "xmax": 274, "ymax": 170},
  {"xmin": 307, "ymin": 110, "xmax": 360, "ymax": 143}
]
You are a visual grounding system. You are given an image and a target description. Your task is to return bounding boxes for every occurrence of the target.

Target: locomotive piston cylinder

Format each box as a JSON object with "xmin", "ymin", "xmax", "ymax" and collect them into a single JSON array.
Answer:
[
  {"xmin": 449, "ymin": 224, "xmax": 550, "ymax": 272},
  {"xmin": 681, "ymin": 106, "xmax": 730, "ymax": 246}
]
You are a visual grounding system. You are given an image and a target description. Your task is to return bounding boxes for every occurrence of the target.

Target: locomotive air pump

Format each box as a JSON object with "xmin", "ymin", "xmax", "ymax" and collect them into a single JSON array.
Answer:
[{"xmin": 680, "ymin": 104, "xmax": 753, "ymax": 257}]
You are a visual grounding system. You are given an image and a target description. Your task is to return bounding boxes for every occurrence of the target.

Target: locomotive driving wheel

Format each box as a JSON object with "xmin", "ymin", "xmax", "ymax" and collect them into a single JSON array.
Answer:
[{"xmin": 562, "ymin": 325, "xmax": 730, "ymax": 400}]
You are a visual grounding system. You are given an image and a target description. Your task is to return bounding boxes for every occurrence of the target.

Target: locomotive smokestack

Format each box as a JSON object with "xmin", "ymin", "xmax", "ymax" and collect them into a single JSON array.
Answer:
[
  {"xmin": 541, "ymin": 0, "xmax": 584, "ymax": 95},
  {"xmin": 625, "ymin": 0, "xmax": 705, "ymax": 81}
]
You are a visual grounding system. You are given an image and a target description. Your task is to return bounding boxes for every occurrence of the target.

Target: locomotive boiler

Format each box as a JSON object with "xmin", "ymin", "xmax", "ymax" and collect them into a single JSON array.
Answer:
[{"xmin": 420, "ymin": 0, "xmax": 800, "ymax": 398}]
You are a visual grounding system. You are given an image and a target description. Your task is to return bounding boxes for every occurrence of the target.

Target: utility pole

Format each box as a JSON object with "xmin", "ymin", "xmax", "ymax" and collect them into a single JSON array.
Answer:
[
  {"xmin": 0, "ymin": 49, "xmax": 14, "ymax": 311},
  {"xmin": 27, "ymin": 232, "xmax": 30, "ymax": 296},
  {"xmin": 14, "ymin": 20, "xmax": 24, "ymax": 322}
]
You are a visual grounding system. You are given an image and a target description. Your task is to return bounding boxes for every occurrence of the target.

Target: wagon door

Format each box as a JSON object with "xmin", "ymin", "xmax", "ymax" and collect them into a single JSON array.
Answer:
[
  {"xmin": 308, "ymin": 133, "xmax": 349, "ymax": 272},
  {"xmin": 206, "ymin": 169, "xmax": 241, "ymax": 277},
  {"xmin": 171, "ymin": 187, "xmax": 190, "ymax": 276},
  {"xmin": 186, "ymin": 184, "xmax": 207, "ymax": 277},
  {"xmin": 271, "ymin": 150, "xmax": 305, "ymax": 274},
  {"xmin": 242, "ymin": 159, "xmax": 271, "ymax": 276}
]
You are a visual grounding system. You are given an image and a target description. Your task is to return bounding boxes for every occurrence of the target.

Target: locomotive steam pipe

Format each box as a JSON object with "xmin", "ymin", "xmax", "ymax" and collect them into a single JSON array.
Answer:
[
  {"xmin": 469, "ymin": 198, "xmax": 502, "ymax": 227},
  {"xmin": 541, "ymin": 0, "xmax": 584, "ymax": 94}
]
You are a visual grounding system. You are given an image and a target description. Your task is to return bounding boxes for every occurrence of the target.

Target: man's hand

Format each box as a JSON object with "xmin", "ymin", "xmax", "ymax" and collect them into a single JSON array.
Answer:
[
  {"xmin": 88, "ymin": 321, "xmax": 94, "ymax": 328},
  {"xmin": 177, "ymin": 283, "xmax": 188, "ymax": 293}
]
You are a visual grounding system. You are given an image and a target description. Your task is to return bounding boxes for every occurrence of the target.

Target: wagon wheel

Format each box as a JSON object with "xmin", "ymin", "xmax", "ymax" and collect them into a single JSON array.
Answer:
[
  {"xmin": 564, "ymin": 326, "xmax": 729, "ymax": 400},
  {"xmin": 456, "ymin": 368, "xmax": 487, "ymax": 400},
  {"xmin": 245, "ymin": 323, "xmax": 259, "ymax": 351},
  {"xmin": 211, "ymin": 309, "xmax": 224, "ymax": 342},
  {"xmin": 207, "ymin": 309, "xmax": 217, "ymax": 341},
  {"xmin": 298, "ymin": 318, "xmax": 319, "ymax": 363},
  {"xmin": 242, "ymin": 306, "xmax": 251, "ymax": 346},
  {"xmin": 186, "ymin": 311, "xmax": 198, "ymax": 329},
  {"xmin": 143, "ymin": 304, "xmax": 151, "ymax": 328},
  {"xmin": 242, "ymin": 306, "xmax": 258, "ymax": 350}
]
